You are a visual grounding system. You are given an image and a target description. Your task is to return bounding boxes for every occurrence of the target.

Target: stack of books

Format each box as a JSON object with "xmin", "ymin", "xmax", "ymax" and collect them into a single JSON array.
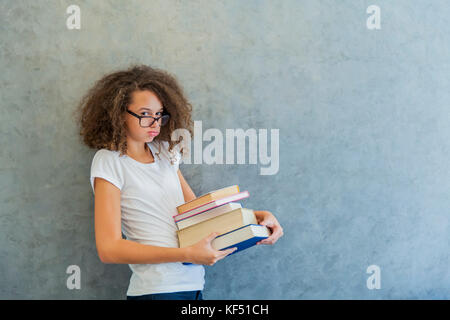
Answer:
[{"xmin": 173, "ymin": 185, "xmax": 270, "ymax": 265}]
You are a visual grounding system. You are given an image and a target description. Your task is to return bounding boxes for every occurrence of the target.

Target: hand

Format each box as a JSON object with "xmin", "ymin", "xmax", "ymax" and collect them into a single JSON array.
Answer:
[
  {"xmin": 254, "ymin": 210, "xmax": 284, "ymax": 245},
  {"xmin": 184, "ymin": 232, "xmax": 237, "ymax": 265}
]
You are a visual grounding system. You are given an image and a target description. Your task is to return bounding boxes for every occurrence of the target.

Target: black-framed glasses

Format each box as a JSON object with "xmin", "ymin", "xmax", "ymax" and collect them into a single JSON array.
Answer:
[{"xmin": 126, "ymin": 109, "xmax": 170, "ymax": 127}]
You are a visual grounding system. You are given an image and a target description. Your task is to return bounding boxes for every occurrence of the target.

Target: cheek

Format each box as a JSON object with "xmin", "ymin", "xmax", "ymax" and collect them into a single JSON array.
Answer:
[
  {"xmin": 125, "ymin": 119, "xmax": 142, "ymax": 136},
  {"xmin": 126, "ymin": 118, "xmax": 138, "ymax": 129}
]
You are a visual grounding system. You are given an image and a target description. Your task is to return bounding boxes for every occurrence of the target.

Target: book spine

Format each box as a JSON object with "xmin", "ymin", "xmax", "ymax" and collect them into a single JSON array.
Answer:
[
  {"xmin": 176, "ymin": 187, "xmax": 231, "ymax": 214},
  {"xmin": 173, "ymin": 191, "xmax": 250, "ymax": 220}
]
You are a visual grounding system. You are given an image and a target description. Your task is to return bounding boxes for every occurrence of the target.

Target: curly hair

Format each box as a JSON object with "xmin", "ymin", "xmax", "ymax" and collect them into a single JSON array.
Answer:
[{"xmin": 74, "ymin": 64, "xmax": 194, "ymax": 157}]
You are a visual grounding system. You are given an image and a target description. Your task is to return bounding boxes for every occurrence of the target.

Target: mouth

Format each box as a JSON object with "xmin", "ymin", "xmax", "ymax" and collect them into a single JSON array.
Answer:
[{"xmin": 148, "ymin": 131, "xmax": 159, "ymax": 137}]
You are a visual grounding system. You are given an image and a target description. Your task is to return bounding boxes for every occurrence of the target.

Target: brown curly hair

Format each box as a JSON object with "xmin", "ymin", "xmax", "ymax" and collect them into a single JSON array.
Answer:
[{"xmin": 74, "ymin": 64, "xmax": 194, "ymax": 157}]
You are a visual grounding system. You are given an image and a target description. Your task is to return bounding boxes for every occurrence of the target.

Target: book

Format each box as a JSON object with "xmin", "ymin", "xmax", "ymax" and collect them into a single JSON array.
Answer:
[
  {"xmin": 176, "ymin": 202, "xmax": 243, "ymax": 230},
  {"xmin": 173, "ymin": 191, "xmax": 249, "ymax": 222},
  {"xmin": 212, "ymin": 224, "xmax": 270, "ymax": 251},
  {"xmin": 182, "ymin": 224, "xmax": 270, "ymax": 265},
  {"xmin": 177, "ymin": 208, "xmax": 257, "ymax": 248},
  {"xmin": 176, "ymin": 185, "xmax": 240, "ymax": 214}
]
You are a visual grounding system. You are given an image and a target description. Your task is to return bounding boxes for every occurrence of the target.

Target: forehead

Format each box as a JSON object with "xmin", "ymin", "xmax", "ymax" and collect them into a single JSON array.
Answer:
[{"xmin": 130, "ymin": 90, "xmax": 164, "ymax": 111}]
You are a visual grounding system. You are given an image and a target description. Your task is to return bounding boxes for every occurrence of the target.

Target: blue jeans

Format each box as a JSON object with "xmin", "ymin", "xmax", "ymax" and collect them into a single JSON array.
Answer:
[{"xmin": 126, "ymin": 290, "xmax": 203, "ymax": 300}]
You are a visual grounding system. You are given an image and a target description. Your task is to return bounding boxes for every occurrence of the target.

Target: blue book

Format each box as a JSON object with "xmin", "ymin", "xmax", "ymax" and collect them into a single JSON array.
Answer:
[{"xmin": 182, "ymin": 224, "xmax": 270, "ymax": 265}]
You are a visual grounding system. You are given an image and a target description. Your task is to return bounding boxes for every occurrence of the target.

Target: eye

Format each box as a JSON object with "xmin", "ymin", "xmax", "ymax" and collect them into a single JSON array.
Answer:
[{"xmin": 141, "ymin": 111, "xmax": 163, "ymax": 116}]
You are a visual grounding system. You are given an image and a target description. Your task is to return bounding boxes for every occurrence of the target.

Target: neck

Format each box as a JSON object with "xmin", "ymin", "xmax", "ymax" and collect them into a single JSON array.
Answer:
[{"xmin": 126, "ymin": 138, "xmax": 153, "ymax": 160}]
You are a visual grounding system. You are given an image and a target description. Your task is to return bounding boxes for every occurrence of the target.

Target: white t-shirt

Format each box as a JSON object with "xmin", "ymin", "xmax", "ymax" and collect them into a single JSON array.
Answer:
[{"xmin": 89, "ymin": 140, "xmax": 205, "ymax": 296}]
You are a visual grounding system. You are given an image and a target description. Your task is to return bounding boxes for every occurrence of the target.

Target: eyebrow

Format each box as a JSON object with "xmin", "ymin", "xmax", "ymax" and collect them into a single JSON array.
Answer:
[{"xmin": 138, "ymin": 107, "xmax": 164, "ymax": 112}]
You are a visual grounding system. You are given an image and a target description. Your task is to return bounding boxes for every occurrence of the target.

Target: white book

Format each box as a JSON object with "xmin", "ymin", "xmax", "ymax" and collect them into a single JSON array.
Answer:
[{"xmin": 176, "ymin": 202, "xmax": 242, "ymax": 230}]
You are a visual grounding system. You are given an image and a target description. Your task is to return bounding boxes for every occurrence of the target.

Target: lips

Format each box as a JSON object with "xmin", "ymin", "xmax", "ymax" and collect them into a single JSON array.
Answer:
[{"xmin": 148, "ymin": 131, "xmax": 159, "ymax": 136}]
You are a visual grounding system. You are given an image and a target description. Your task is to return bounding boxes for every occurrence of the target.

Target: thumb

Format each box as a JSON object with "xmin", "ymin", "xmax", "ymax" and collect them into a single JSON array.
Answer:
[
  {"xmin": 260, "ymin": 220, "xmax": 273, "ymax": 227},
  {"xmin": 205, "ymin": 232, "xmax": 219, "ymax": 243}
]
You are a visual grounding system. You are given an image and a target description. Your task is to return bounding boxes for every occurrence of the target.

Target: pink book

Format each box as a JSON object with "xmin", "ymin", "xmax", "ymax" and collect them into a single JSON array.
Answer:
[{"xmin": 173, "ymin": 191, "xmax": 250, "ymax": 222}]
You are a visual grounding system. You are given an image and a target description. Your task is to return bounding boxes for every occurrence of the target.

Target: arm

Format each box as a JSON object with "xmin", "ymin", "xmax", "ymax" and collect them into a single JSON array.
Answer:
[
  {"xmin": 94, "ymin": 176, "xmax": 235, "ymax": 265},
  {"xmin": 177, "ymin": 168, "xmax": 197, "ymax": 203},
  {"xmin": 94, "ymin": 177, "xmax": 189, "ymax": 264}
]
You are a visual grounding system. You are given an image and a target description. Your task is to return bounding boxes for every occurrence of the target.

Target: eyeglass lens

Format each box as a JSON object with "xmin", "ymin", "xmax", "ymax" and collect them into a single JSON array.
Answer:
[{"xmin": 141, "ymin": 115, "xmax": 169, "ymax": 127}]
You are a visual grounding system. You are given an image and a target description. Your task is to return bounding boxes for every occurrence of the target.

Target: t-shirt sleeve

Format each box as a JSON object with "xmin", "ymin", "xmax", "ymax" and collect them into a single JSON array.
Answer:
[{"xmin": 90, "ymin": 150, "xmax": 124, "ymax": 194}]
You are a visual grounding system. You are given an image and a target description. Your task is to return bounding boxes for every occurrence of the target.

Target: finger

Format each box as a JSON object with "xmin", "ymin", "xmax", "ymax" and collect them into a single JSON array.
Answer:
[
  {"xmin": 258, "ymin": 235, "xmax": 270, "ymax": 244},
  {"xmin": 205, "ymin": 232, "xmax": 219, "ymax": 242},
  {"xmin": 272, "ymin": 225, "xmax": 283, "ymax": 237},
  {"xmin": 269, "ymin": 225, "xmax": 281, "ymax": 236},
  {"xmin": 218, "ymin": 247, "xmax": 237, "ymax": 258},
  {"xmin": 260, "ymin": 232, "xmax": 277, "ymax": 244},
  {"xmin": 259, "ymin": 219, "xmax": 273, "ymax": 227},
  {"xmin": 223, "ymin": 247, "xmax": 238, "ymax": 256},
  {"xmin": 260, "ymin": 238, "xmax": 274, "ymax": 245},
  {"xmin": 258, "ymin": 228, "xmax": 274, "ymax": 244},
  {"xmin": 260, "ymin": 230, "xmax": 282, "ymax": 245},
  {"xmin": 259, "ymin": 221, "xmax": 282, "ymax": 244},
  {"xmin": 268, "ymin": 223, "xmax": 281, "ymax": 234}
]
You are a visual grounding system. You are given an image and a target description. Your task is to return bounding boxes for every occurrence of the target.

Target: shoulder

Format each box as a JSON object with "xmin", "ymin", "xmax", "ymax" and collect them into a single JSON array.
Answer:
[
  {"xmin": 91, "ymin": 148, "xmax": 124, "ymax": 168},
  {"xmin": 92, "ymin": 148, "xmax": 120, "ymax": 161},
  {"xmin": 90, "ymin": 149, "xmax": 124, "ymax": 193}
]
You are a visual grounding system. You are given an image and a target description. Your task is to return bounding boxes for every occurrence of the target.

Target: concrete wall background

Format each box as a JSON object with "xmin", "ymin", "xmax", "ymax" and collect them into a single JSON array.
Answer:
[{"xmin": 0, "ymin": 0, "xmax": 449, "ymax": 299}]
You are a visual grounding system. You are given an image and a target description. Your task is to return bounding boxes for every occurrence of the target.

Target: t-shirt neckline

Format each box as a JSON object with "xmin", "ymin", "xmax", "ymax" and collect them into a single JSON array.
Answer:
[{"xmin": 124, "ymin": 142, "xmax": 159, "ymax": 167}]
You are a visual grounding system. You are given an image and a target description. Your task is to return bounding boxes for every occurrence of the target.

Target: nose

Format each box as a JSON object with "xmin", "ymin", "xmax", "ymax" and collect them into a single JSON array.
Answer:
[{"xmin": 150, "ymin": 119, "xmax": 160, "ymax": 128}]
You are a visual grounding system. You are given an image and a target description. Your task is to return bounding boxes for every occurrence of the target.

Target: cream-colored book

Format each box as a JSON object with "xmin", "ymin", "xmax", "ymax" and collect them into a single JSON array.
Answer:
[
  {"xmin": 177, "ymin": 208, "xmax": 257, "ymax": 248},
  {"xmin": 176, "ymin": 202, "xmax": 243, "ymax": 230}
]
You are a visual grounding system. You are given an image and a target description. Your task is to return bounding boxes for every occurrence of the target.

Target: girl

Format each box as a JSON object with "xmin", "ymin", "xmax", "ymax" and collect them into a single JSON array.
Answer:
[{"xmin": 75, "ymin": 64, "xmax": 283, "ymax": 300}]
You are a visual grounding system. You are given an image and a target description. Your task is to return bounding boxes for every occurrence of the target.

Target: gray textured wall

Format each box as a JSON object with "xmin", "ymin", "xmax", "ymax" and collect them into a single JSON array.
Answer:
[{"xmin": 1, "ymin": 0, "xmax": 449, "ymax": 299}]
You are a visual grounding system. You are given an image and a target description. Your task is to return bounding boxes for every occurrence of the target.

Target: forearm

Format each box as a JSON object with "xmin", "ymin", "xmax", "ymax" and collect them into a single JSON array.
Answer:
[
  {"xmin": 183, "ymin": 187, "xmax": 196, "ymax": 203},
  {"xmin": 178, "ymin": 169, "xmax": 197, "ymax": 202},
  {"xmin": 100, "ymin": 238, "xmax": 189, "ymax": 264}
]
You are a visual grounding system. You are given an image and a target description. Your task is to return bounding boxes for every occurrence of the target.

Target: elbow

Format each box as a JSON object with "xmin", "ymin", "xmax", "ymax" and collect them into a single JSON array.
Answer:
[
  {"xmin": 97, "ymin": 245, "xmax": 115, "ymax": 264},
  {"xmin": 97, "ymin": 248, "xmax": 110, "ymax": 264}
]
